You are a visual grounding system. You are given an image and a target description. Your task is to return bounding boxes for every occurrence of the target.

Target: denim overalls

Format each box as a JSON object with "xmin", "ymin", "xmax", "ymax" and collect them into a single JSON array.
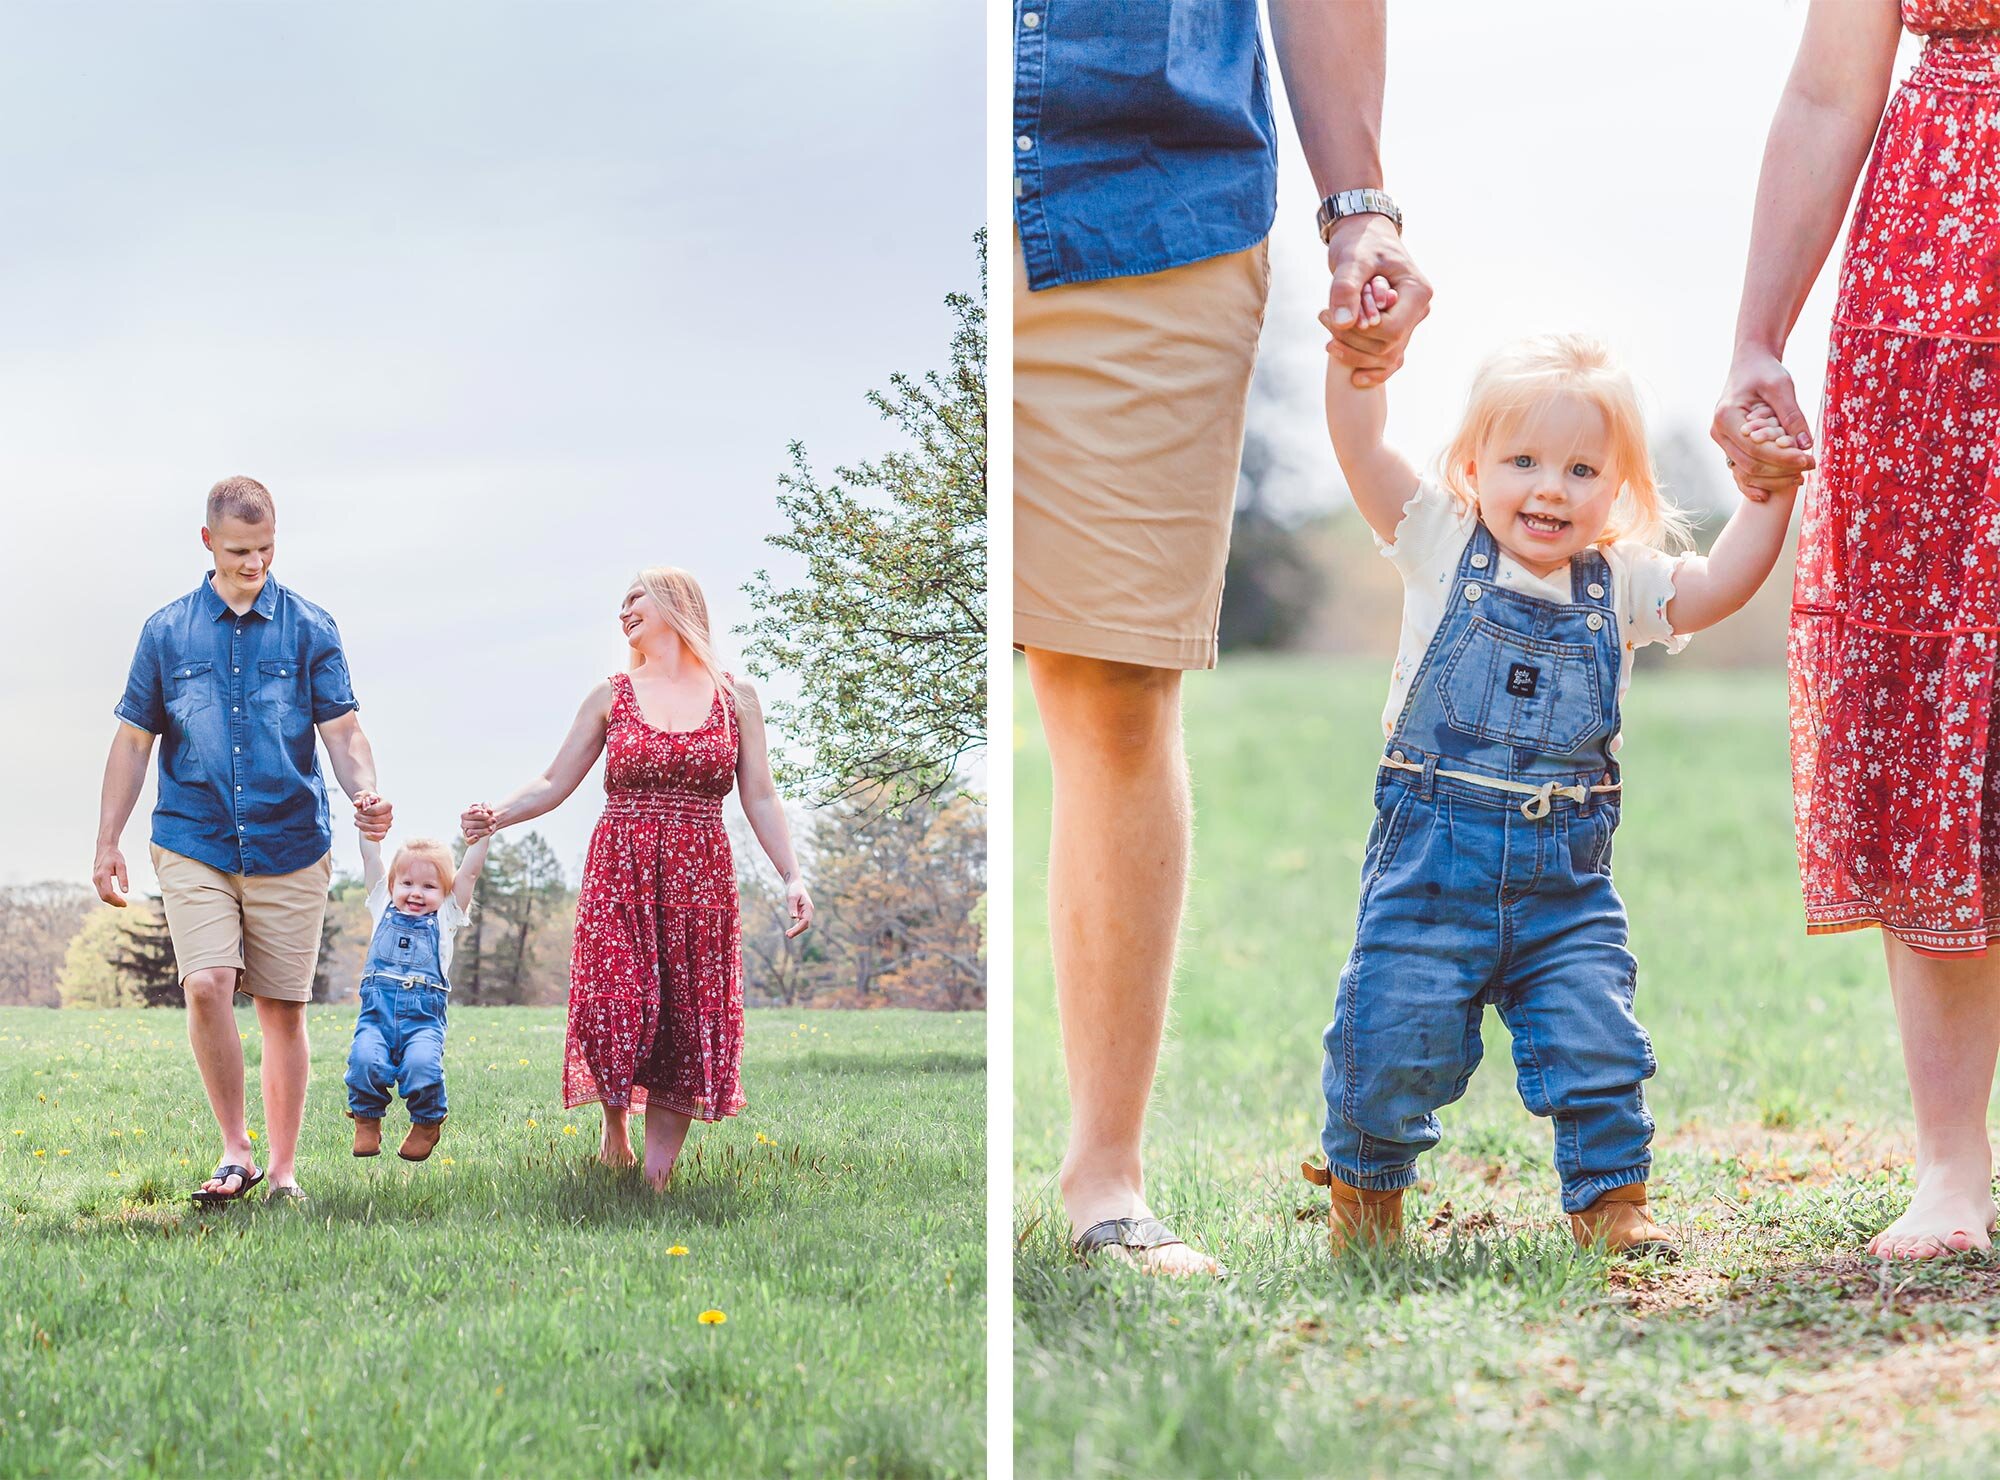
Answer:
[
  {"xmin": 1319, "ymin": 521, "xmax": 1656, "ymax": 1214},
  {"xmin": 344, "ymin": 905, "xmax": 450, "ymax": 1124}
]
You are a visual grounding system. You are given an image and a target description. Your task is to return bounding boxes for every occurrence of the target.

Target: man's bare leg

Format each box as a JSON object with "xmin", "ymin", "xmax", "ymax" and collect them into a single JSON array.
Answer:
[
  {"xmin": 601, "ymin": 1105, "xmax": 637, "ymax": 1168},
  {"xmin": 186, "ymin": 967, "xmax": 257, "ymax": 1196},
  {"xmin": 1027, "ymin": 648, "xmax": 1216, "ymax": 1275},
  {"xmin": 254, "ymin": 996, "xmax": 310, "ymax": 1191},
  {"xmin": 1871, "ymin": 935, "xmax": 2000, "ymax": 1257}
]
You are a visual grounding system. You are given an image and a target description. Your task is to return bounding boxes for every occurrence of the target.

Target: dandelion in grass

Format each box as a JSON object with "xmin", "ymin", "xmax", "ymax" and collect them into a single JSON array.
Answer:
[
  {"xmin": 32, "ymin": 1150, "xmax": 45, "ymax": 1158},
  {"xmin": 441, "ymin": 1158, "xmax": 455, "ymax": 1165},
  {"xmin": 527, "ymin": 1118, "xmax": 538, "ymax": 1129},
  {"xmin": 11, "ymin": 1130, "xmax": 22, "ymax": 1137},
  {"xmin": 518, "ymin": 1058, "xmax": 529, "ymax": 1066},
  {"xmin": 562, "ymin": 1125, "xmax": 578, "ymax": 1136},
  {"xmin": 698, "ymin": 1309, "xmax": 727, "ymax": 1325},
  {"xmin": 248, "ymin": 1129, "xmax": 258, "ymax": 1142},
  {"xmin": 57, "ymin": 1149, "xmax": 71, "ymax": 1157},
  {"xmin": 668, "ymin": 1245, "xmax": 688, "ymax": 1256}
]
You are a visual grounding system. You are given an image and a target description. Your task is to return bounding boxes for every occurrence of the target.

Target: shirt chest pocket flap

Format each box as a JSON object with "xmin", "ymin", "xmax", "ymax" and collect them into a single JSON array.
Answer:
[
  {"xmin": 1438, "ymin": 618, "xmax": 1604, "ymax": 755},
  {"xmin": 258, "ymin": 658, "xmax": 304, "ymax": 714},
  {"xmin": 166, "ymin": 660, "xmax": 216, "ymax": 717}
]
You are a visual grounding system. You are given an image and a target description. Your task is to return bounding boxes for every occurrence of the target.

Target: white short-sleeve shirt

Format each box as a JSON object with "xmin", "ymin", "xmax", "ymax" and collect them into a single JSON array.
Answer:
[
  {"xmin": 1377, "ymin": 479, "xmax": 1688, "ymax": 751},
  {"xmin": 365, "ymin": 879, "xmax": 472, "ymax": 982}
]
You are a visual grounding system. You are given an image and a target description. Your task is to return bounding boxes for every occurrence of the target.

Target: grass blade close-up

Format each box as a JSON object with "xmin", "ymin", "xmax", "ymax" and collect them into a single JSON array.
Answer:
[
  {"xmin": 1, "ymin": 1007, "xmax": 984, "ymax": 1478},
  {"xmin": 1014, "ymin": 656, "xmax": 2000, "ymax": 1480}
]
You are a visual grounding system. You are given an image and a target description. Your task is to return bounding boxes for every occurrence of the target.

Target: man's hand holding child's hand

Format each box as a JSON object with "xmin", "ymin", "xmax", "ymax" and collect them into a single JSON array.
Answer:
[{"xmin": 352, "ymin": 790, "xmax": 393, "ymax": 840}]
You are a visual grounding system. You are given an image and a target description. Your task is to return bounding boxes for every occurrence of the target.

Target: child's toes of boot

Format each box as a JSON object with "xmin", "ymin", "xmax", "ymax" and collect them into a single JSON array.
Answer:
[
  {"xmin": 1571, "ymin": 1183, "xmax": 1679, "ymax": 1261},
  {"xmin": 351, "ymin": 1116, "xmax": 382, "ymax": 1158},
  {"xmin": 399, "ymin": 1119, "xmax": 444, "ymax": 1162},
  {"xmin": 1303, "ymin": 1160, "xmax": 1405, "ymax": 1255}
]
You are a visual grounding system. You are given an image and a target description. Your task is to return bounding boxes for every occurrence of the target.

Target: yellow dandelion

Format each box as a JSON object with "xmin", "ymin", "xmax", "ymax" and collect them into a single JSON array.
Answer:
[
  {"xmin": 562, "ymin": 1125, "xmax": 578, "ymax": 1136},
  {"xmin": 527, "ymin": 1119, "xmax": 538, "ymax": 1129},
  {"xmin": 109, "ymin": 1130, "xmax": 121, "ymax": 1138},
  {"xmin": 668, "ymin": 1245, "xmax": 688, "ymax": 1256},
  {"xmin": 518, "ymin": 1058, "xmax": 529, "ymax": 1066},
  {"xmin": 132, "ymin": 1130, "xmax": 145, "ymax": 1138},
  {"xmin": 697, "ymin": 1309, "xmax": 726, "ymax": 1325},
  {"xmin": 32, "ymin": 1150, "xmax": 45, "ymax": 1158},
  {"xmin": 247, "ymin": 1130, "xmax": 259, "ymax": 1142},
  {"xmin": 56, "ymin": 1149, "xmax": 71, "ymax": 1157},
  {"xmin": 11, "ymin": 1130, "xmax": 22, "ymax": 1137},
  {"xmin": 440, "ymin": 1158, "xmax": 455, "ymax": 1165}
]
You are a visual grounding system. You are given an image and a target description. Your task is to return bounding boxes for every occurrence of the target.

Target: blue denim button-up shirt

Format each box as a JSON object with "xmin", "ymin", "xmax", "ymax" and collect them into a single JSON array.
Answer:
[
  {"xmin": 115, "ymin": 574, "xmax": 357, "ymax": 877},
  {"xmin": 1013, "ymin": 0, "xmax": 1278, "ymax": 290}
]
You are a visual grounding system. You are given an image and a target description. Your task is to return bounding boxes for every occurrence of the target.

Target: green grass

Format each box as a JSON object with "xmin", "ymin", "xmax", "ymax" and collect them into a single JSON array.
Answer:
[
  {"xmin": 1015, "ymin": 656, "xmax": 2000, "ymax": 1479},
  {"xmin": 0, "ymin": 1006, "xmax": 983, "ymax": 1478}
]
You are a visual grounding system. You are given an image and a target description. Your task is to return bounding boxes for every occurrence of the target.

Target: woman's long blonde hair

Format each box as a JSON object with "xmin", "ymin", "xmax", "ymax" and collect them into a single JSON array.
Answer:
[
  {"xmin": 628, "ymin": 566, "xmax": 727, "ymax": 697},
  {"xmin": 1437, "ymin": 333, "xmax": 1693, "ymax": 553}
]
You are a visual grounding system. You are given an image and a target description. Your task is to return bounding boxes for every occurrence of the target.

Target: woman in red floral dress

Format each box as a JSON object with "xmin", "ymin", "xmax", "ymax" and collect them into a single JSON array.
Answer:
[
  {"xmin": 464, "ymin": 567, "xmax": 814, "ymax": 1189},
  {"xmin": 1717, "ymin": 0, "xmax": 2000, "ymax": 1257}
]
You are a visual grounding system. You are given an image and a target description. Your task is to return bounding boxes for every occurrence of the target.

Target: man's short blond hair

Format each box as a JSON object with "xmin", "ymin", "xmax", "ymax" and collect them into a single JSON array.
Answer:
[{"xmin": 207, "ymin": 476, "xmax": 274, "ymax": 528}]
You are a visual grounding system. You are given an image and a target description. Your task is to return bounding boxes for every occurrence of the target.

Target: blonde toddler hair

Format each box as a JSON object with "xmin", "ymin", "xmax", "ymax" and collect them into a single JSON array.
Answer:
[
  {"xmin": 1437, "ymin": 333, "xmax": 1692, "ymax": 553},
  {"xmin": 629, "ymin": 566, "xmax": 727, "ymax": 698},
  {"xmin": 390, "ymin": 838, "xmax": 457, "ymax": 894}
]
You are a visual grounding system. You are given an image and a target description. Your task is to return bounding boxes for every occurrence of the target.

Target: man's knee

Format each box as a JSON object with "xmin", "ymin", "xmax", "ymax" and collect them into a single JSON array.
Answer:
[
  {"xmin": 183, "ymin": 968, "xmax": 239, "ymax": 1009},
  {"xmin": 1028, "ymin": 650, "xmax": 1183, "ymax": 766}
]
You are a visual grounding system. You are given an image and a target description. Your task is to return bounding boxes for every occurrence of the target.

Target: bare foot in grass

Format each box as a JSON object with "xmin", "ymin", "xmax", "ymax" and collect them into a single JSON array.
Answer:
[
  {"xmin": 1867, "ymin": 1161, "xmax": 1998, "ymax": 1260},
  {"xmin": 1062, "ymin": 1165, "xmax": 1220, "ymax": 1277},
  {"xmin": 600, "ymin": 1107, "xmax": 637, "ymax": 1169}
]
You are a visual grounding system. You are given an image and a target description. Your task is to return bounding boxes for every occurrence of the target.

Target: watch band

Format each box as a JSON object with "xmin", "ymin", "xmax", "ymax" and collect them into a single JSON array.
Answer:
[{"xmin": 1316, "ymin": 188, "xmax": 1403, "ymax": 242}]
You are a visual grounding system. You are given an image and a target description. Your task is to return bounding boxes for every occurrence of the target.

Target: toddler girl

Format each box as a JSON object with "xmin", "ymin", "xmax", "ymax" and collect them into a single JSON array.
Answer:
[
  {"xmin": 344, "ymin": 809, "xmax": 489, "ymax": 1161},
  {"xmin": 1306, "ymin": 307, "xmax": 1798, "ymax": 1257}
]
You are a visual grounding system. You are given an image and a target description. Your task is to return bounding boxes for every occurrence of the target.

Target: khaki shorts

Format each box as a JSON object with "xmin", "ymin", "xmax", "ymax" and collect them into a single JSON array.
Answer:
[
  {"xmin": 150, "ymin": 845, "xmax": 331, "ymax": 1003},
  {"xmin": 1013, "ymin": 234, "xmax": 1271, "ymax": 671}
]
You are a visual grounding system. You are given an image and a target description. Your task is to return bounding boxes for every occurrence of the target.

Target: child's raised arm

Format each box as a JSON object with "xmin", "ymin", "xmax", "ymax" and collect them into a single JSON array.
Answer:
[
  {"xmin": 452, "ymin": 832, "xmax": 492, "ymax": 913},
  {"xmin": 1323, "ymin": 276, "xmax": 1422, "ymax": 543},
  {"xmin": 1665, "ymin": 486, "xmax": 1798, "ymax": 634},
  {"xmin": 358, "ymin": 831, "xmax": 386, "ymax": 894}
]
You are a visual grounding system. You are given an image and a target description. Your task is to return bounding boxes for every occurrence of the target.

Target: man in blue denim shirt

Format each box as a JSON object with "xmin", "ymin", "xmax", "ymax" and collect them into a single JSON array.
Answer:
[
  {"xmin": 93, "ymin": 477, "xmax": 395, "ymax": 1204},
  {"xmin": 1015, "ymin": 1, "xmax": 1433, "ymax": 1273}
]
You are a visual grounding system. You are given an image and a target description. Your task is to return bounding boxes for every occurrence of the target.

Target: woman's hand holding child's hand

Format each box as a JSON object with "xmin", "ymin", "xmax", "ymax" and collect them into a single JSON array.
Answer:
[{"xmin": 460, "ymin": 803, "xmax": 498, "ymax": 842}]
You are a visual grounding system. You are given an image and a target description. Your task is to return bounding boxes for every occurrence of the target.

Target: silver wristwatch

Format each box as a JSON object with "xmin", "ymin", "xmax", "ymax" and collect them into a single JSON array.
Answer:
[{"xmin": 1316, "ymin": 188, "xmax": 1403, "ymax": 243}]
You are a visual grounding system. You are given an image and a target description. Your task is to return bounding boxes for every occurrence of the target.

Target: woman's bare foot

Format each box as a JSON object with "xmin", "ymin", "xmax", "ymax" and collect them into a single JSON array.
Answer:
[
  {"xmin": 642, "ymin": 1108, "xmax": 693, "ymax": 1194},
  {"xmin": 599, "ymin": 1106, "xmax": 637, "ymax": 1169},
  {"xmin": 1868, "ymin": 1161, "xmax": 1998, "ymax": 1260},
  {"xmin": 1060, "ymin": 1162, "xmax": 1219, "ymax": 1277}
]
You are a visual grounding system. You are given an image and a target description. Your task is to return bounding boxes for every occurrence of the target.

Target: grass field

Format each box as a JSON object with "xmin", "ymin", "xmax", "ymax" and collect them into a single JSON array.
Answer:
[
  {"xmin": 1015, "ymin": 657, "xmax": 2000, "ymax": 1479},
  {"xmin": 1, "ymin": 1006, "xmax": 983, "ymax": 1478}
]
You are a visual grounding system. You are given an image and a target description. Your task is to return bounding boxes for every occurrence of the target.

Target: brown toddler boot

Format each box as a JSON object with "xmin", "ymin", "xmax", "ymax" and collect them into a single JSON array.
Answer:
[
  {"xmin": 351, "ymin": 1116, "xmax": 382, "ymax": 1158},
  {"xmin": 399, "ymin": 1119, "xmax": 444, "ymax": 1162},
  {"xmin": 1570, "ymin": 1183, "xmax": 1679, "ymax": 1260},
  {"xmin": 1302, "ymin": 1160, "xmax": 1404, "ymax": 1254}
]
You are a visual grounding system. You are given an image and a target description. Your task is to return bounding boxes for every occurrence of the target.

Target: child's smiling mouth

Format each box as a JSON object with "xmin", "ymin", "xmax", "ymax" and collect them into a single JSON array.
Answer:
[{"xmin": 1519, "ymin": 512, "xmax": 1570, "ymax": 538}]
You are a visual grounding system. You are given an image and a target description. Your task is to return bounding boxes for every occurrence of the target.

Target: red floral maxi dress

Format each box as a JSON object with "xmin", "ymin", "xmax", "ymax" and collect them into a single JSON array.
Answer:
[
  {"xmin": 563, "ymin": 673, "xmax": 745, "ymax": 1117},
  {"xmin": 1791, "ymin": 2, "xmax": 2000, "ymax": 954}
]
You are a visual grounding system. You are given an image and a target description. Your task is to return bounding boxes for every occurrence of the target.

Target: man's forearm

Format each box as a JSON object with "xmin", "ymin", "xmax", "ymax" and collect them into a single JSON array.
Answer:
[
  {"xmin": 96, "ymin": 734, "xmax": 150, "ymax": 848},
  {"xmin": 1269, "ymin": 0, "xmax": 1386, "ymax": 198},
  {"xmin": 323, "ymin": 726, "xmax": 380, "ymax": 802}
]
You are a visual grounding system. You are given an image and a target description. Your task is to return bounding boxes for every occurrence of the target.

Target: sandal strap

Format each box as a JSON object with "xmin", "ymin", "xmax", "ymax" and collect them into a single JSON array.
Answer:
[{"xmin": 1074, "ymin": 1217, "xmax": 1185, "ymax": 1256}]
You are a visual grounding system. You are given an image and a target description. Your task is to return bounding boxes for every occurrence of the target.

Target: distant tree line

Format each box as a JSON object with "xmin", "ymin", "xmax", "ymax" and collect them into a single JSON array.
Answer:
[{"xmin": 8, "ymin": 793, "xmax": 984, "ymax": 1012}]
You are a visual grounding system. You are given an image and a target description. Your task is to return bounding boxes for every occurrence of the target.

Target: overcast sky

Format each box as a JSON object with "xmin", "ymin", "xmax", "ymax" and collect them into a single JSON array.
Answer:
[
  {"xmin": 0, "ymin": 1, "xmax": 982, "ymax": 889},
  {"xmin": 1247, "ymin": 0, "xmax": 1924, "ymax": 519}
]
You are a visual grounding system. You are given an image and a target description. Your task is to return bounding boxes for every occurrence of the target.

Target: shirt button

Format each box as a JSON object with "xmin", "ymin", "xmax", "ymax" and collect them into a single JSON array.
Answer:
[
  {"xmin": 1016, "ymin": 134, "xmax": 1032, "ymax": 152},
  {"xmin": 1587, "ymin": 582, "xmax": 1606, "ymax": 599},
  {"xmin": 235, "ymin": 785, "xmax": 242, "ymax": 792},
  {"xmin": 1022, "ymin": 10, "xmax": 1040, "ymax": 25},
  {"xmin": 1470, "ymin": 553, "xmax": 1490, "ymax": 570},
  {"xmin": 1465, "ymin": 583, "xmax": 1482, "ymax": 602},
  {"xmin": 233, "ymin": 746, "xmax": 240, "ymax": 754},
  {"xmin": 232, "ymin": 706, "xmax": 239, "ymax": 713},
  {"xmin": 1586, "ymin": 613, "xmax": 1605, "ymax": 631},
  {"xmin": 233, "ymin": 667, "xmax": 240, "ymax": 674}
]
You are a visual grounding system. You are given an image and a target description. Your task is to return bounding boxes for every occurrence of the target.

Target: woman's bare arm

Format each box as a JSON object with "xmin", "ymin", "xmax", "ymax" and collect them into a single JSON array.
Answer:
[
  {"xmin": 1714, "ymin": 0, "xmax": 1902, "ymax": 483},
  {"xmin": 476, "ymin": 681, "xmax": 615, "ymax": 833},
  {"xmin": 732, "ymin": 677, "xmax": 813, "ymax": 938}
]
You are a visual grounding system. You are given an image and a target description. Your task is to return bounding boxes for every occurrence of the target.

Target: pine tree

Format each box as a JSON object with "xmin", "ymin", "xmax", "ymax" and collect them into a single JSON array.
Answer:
[{"xmin": 111, "ymin": 897, "xmax": 184, "ymax": 1008}]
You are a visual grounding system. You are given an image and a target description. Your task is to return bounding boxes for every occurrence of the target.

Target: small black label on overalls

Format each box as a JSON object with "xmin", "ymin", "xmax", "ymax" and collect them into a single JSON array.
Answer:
[
  {"xmin": 1506, "ymin": 663, "xmax": 1540, "ymax": 698},
  {"xmin": 398, "ymin": 936, "xmax": 411, "ymax": 950}
]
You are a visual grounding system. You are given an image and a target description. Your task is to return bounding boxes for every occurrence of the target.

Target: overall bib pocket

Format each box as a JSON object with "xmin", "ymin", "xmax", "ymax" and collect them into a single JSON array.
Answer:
[{"xmin": 1438, "ymin": 618, "xmax": 1604, "ymax": 755}]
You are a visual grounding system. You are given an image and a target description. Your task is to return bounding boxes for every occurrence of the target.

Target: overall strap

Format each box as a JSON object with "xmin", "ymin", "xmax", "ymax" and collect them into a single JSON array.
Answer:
[
  {"xmin": 1573, "ymin": 548, "xmax": 1615, "ymax": 611},
  {"xmin": 1458, "ymin": 518, "xmax": 1501, "ymax": 582}
]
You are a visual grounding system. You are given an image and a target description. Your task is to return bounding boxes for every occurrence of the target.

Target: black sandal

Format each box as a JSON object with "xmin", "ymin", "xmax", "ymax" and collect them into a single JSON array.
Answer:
[
  {"xmin": 189, "ymin": 1163, "xmax": 264, "ymax": 1205},
  {"xmin": 1073, "ymin": 1216, "xmax": 1188, "ymax": 1262}
]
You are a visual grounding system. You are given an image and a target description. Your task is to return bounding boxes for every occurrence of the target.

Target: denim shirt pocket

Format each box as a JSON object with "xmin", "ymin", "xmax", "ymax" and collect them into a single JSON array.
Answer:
[
  {"xmin": 257, "ymin": 658, "xmax": 303, "ymax": 718},
  {"xmin": 1438, "ymin": 618, "xmax": 1604, "ymax": 755},
  {"xmin": 166, "ymin": 660, "xmax": 216, "ymax": 721}
]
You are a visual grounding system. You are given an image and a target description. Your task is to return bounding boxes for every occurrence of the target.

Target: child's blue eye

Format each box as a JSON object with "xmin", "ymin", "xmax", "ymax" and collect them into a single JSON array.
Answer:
[
  {"xmin": 1510, "ymin": 455, "xmax": 1534, "ymax": 468},
  {"xmin": 1571, "ymin": 463, "xmax": 1597, "ymax": 479}
]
